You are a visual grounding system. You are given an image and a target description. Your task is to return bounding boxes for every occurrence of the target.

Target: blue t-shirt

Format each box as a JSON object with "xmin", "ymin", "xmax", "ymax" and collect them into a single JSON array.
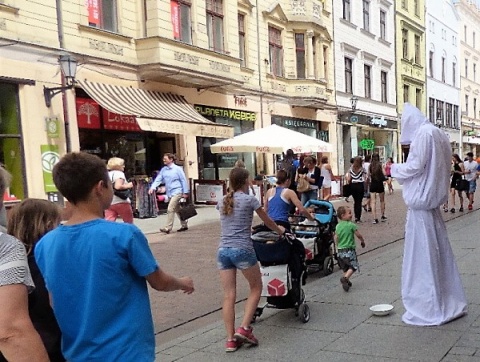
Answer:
[
  {"xmin": 35, "ymin": 219, "xmax": 159, "ymax": 361},
  {"xmin": 216, "ymin": 191, "xmax": 261, "ymax": 251}
]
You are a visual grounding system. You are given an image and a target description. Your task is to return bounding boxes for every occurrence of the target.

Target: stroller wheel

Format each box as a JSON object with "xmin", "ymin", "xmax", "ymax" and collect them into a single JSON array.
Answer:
[
  {"xmin": 299, "ymin": 303, "xmax": 310, "ymax": 323},
  {"xmin": 323, "ymin": 256, "xmax": 334, "ymax": 276},
  {"xmin": 252, "ymin": 306, "xmax": 264, "ymax": 323}
]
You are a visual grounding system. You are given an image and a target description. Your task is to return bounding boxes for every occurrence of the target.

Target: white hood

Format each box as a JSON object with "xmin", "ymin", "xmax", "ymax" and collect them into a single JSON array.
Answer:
[{"xmin": 400, "ymin": 103, "xmax": 430, "ymax": 145}]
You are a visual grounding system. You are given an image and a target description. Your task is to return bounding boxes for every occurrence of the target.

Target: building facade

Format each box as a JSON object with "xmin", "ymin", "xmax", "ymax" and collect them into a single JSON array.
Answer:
[
  {"xmin": 425, "ymin": 0, "xmax": 461, "ymax": 153},
  {"xmin": 395, "ymin": 0, "xmax": 427, "ymax": 115},
  {"xmin": 334, "ymin": 0, "xmax": 398, "ymax": 172},
  {"xmin": 454, "ymin": 0, "xmax": 480, "ymax": 155},
  {"xmin": 0, "ymin": 0, "xmax": 338, "ymax": 202}
]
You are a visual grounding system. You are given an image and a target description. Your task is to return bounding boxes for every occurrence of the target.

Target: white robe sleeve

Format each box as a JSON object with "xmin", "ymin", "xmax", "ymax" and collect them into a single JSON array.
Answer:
[{"xmin": 391, "ymin": 130, "xmax": 430, "ymax": 184}]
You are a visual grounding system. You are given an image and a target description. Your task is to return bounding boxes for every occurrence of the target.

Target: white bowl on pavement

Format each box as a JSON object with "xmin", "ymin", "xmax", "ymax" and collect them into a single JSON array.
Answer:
[{"xmin": 369, "ymin": 304, "xmax": 394, "ymax": 316}]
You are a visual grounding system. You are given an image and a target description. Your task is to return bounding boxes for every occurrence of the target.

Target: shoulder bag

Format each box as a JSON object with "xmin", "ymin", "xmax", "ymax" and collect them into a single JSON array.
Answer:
[
  {"xmin": 178, "ymin": 200, "xmax": 197, "ymax": 221},
  {"xmin": 296, "ymin": 176, "xmax": 311, "ymax": 193},
  {"xmin": 111, "ymin": 174, "xmax": 132, "ymax": 200},
  {"xmin": 455, "ymin": 177, "xmax": 469, "ymax": 192}
]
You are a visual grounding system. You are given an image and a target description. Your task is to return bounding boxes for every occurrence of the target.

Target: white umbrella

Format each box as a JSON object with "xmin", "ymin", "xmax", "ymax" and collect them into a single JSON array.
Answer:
[{"xmin": 210, "ymin": 124, "xmax": 332, "ymax": 154}]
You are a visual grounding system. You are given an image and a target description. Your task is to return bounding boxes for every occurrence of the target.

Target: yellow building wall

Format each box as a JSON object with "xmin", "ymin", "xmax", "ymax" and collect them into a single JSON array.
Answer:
[{"xmin": 395, "ymin": 0, "xmax": 427, "ymax": 116}]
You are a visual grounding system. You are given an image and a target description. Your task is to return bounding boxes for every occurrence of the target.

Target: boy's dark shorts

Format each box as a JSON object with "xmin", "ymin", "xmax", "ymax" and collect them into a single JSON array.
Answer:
[{"xmin": 337, "ymin": 248, "xmax": 359, "ymax": 272}]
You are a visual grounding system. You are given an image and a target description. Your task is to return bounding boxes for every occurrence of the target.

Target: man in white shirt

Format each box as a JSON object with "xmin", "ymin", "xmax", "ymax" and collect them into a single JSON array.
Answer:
[{"xmin": 463, "ymin": 152, "xmax": 478, "ymax": 210}]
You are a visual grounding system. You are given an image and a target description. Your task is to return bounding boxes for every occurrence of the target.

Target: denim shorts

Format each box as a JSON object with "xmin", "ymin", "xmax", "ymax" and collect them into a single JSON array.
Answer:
[
  {"xmin": 217, "ymin": 247, "xmax": 258, "ymax": 270},
  {"xmin": 469, "ymin": 180, "xmax": 477, "ymax": 194}
]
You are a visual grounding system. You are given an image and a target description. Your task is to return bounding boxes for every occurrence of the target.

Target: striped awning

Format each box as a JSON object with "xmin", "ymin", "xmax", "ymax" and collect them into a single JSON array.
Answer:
[{"xmin": 77, "ymin": 80, "xmax": 233, "ymax": 138}]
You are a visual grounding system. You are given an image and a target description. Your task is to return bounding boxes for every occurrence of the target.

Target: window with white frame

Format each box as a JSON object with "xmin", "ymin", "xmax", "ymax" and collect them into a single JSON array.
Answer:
[
  {"xmin": 416, "ymin": 88, "xmax": 421, "ymax": 108},
  {"xmin": 363, "ymin": 0, "xmax": 370, "ymax": 31},
  {"xmin": 171, "ymin": 0, "xmax": 192, "ymax": 44},
  {"xmin": 465, "ymin": 95, "xmax": 469, "ymax": 116},
  {"xmin": 429, "ymin": 98, "xmax": 435, "ymax": 122},
  {"xmin": 342, "ymin": 0, "xmax": 351, "ymax": 21},
  {"xmin": 269, "ymin": 26, "xmax": 284, "ymax": 77},
  {"xmin": 379, "ymin": 10, "xmax": 386, "ymax": 40},
  {"xmin": 465, "ymin": 59, "xmax": 469, "ymax": 79},
  {"xmin": 446, "ymin": 103, "xmax": 453, "ymax": 128},
  {"xmin": 414, "ymin": 0, "xmax": 419, "ymax": 16},
  {"xmin": 442, "ymin": 56, "xmax": 446, "ymax": 83},
  {"xmin": 414, "ymin": 35, "xmax": 420, "ymax": 64},
  {"xmin": 381, "ymin": 71, "xmax": 387, "ymax": 103},
  {"xmin": 295, "ymin": 33, "xmax": 306, "ymax": 79},
  {"xmin": 238, "ymin": 14, "xmax": 246, "ymax": 67},
  {"xmin": 86, "ymin": 0, "xmax": 117, "ymax": 32},
  {"xmin": 206, "ymin": 0, "xmax": 224, "ymax": 52},
  {"xmin": 453, "ymin": 62, "xmax": 456, "ymax": 87},
  {"xmin": 429, "ymin": 51, "xmax": 434, "ymax": 77},
  {"xmin": 364, "ymin": 64, "xmax": 371, "ymax": 98},
  {"xmin": 402, "ymin": 29, "xmax": 408, "ymax": 59},
  {"xmin": 345, "ymin": 57, "xmax": 353, "ymax": 93},
  {"xmin": 474, "ymin": 63, "xmax": 477, "ymax": 82},
  {"xmin": 403, "ymin": 84, "xmax": 409, "ymax": 103}
]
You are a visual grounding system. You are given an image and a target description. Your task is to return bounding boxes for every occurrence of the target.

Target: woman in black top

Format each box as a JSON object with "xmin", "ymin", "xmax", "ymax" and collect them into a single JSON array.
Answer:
[
  {"xmin": 298, "ymin": 156, "xmax": 322, "ymax": 205},
  {"xmin": 345, "ymin": 156, "xmax": 366, "ymax": 223},
  {"xmin": 449, "ymin": 153, "xmax": 465, "ymax": 213}
]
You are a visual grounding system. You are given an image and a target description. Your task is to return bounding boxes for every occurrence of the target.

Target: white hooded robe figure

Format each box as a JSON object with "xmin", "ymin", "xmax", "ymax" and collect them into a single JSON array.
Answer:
[{"xmin": 391, "ymin": 103, "xmax": 467, "ymax": 326}]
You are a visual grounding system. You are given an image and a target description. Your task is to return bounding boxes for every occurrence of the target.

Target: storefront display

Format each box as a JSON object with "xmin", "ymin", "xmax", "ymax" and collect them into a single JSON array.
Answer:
[{"xmin": 195, "ymin": 105, "xmax": 256, "ymax": 180}]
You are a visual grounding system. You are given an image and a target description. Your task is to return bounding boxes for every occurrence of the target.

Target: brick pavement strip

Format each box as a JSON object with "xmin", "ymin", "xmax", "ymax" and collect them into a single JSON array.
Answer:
[{"xmin": 142, "ymin": 182, "xmax": 480, "ymax": 360}]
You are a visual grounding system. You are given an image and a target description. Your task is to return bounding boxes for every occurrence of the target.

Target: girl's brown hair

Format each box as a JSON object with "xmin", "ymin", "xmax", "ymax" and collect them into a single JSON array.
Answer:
[
  {"xmin": 369, "ymin": 153, "xmax": 384, "ymax": 181},
  {"xmin": 352, "ymin": 156, "xmax": 363, "ymax": 172},
  {"xmin": 223, "ymin": 167, "xmax": 249, "ymax": 215},
  {"xmin": 8, "ymin": 198, "xmax": 61, "ymax": 254}
]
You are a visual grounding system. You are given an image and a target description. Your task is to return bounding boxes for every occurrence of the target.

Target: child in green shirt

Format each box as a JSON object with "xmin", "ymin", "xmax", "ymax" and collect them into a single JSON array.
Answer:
[{"xmin": 334, "ymin": 206, "xmax": 366, "ymax": 291}]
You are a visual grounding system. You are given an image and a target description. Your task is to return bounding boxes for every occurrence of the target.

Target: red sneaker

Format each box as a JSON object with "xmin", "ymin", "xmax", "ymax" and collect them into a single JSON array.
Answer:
[
  {"xmin": 234, "ymin": 326, "xmax": 258, "ymax": 346},
  {"xmin": 468, "ymin": 204, "xmax": 473, "ymax": 211},
  {"xmin": 225, "ymin": 339, "xmax": 241, "ymax": 352}
]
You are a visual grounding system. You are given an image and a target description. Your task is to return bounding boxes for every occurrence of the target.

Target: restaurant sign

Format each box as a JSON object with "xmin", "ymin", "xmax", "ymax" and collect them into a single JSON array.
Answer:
[{"xmin": 195, "ymin": 105, "xmax": 256, "ymax": 122}]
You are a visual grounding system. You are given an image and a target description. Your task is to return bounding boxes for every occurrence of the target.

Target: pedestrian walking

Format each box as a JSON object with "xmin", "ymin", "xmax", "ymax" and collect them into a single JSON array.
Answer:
[
  {"xmin": 320, "ymin": 156, "xmax": 335, "ymax": 201},
  {"xmin": 369, "ymin": 153, "xmax": 387, "ymax": 224},
  {"xmin": 105, "ymin": 157, "xmax": 134, "ymax": 224},
  {"xmin": 216, "ymin": 167, "xmax": 284, "ymax": 352},
  {"xmin": 335, "ymin": 206, "xmax": 365, "ymax": 292},
  {"xmin": 448, "ymin": 154, "xmax": 465, "ymax": 213},
  {"xmin": 362, "ymin": 155, "xmax": 372, "ymax": 212},
  {"xmin": 35, "ymin": 152, "xmax": 194, "ymax": 360},
  {"xmin": 149, "ymin": 153, "xmax": 190, "ymax": 233},
  {"xmin": 391, "ymin": 103, "xmax": 467, "ymax": 326},
  {"xmin": 346, "ymin": 156, "xmax": 366, "ymax": 223},
  {"xmin": 7, "ymin": 199, "xmax": 65, "ymax": 361},
  {"xmin": 384, "ymin": 157, "xmax": 394, "ymax": 194},
  {"xmin": 464, "ymin": 152, "xmax": 478, "ymax": 211}
]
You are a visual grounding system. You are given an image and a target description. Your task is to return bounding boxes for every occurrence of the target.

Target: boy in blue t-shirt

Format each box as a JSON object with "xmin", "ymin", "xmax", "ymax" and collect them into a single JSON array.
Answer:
[
  {"xmin": 35, "ymin": 152, "xmax": 194, "ymax": 361},
  {"xmin": 334, "ymin": 206, "xmax": 366, "ymax": 292}
]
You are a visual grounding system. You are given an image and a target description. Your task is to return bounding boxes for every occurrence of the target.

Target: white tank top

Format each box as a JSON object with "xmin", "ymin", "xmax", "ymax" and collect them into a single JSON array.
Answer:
[{"xmin": 321, "ymin": 165, "xmax": 331, "ymax": 186}]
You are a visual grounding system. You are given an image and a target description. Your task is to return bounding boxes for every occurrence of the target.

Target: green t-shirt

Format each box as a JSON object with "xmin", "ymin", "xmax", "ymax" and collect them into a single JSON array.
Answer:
[{"xmin": 335, "ymin": 220, "xmax": 357, "ymax": 249}]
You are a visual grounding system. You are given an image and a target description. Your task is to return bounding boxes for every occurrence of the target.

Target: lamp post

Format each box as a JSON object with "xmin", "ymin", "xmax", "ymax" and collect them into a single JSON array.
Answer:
[{"xmin": 43, "ymin": 54, "xmax": 77, "ymax": 107}]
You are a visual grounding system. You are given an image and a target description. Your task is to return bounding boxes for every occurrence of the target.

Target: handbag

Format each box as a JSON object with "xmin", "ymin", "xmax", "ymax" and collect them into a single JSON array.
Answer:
[
  {"xmin": 113, "ymin": 187, "xmax": 131, "ymax": 200},
  {"xmin": 455, "ymin": 177, "xmax": 469, "ymax": 192},
  {"xmin": 296, "ymin": 177, "xmax": 311, "ymax": 193},
  {"xmin": 178, "ymin": 201, "xmax": 197, "ymax": 221},
  {"xmin": 342, "ymin": 183, "xmax": 351, "ymax": 197}
]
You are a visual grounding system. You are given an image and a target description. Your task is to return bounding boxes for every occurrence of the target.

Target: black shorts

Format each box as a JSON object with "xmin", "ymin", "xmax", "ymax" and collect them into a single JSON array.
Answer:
[{"xmin": 370, "ymin": 180, "xmax": 385, "ymax": 194}]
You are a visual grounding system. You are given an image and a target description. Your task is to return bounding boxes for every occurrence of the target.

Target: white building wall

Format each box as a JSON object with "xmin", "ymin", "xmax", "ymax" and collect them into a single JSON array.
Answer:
[
  {"xmin": 333, "ymin": 0, "xmax": 397, "ymax": 115},
  {"xmin": 426, "ymin": 0, "xmax": 461, "ymax": 149}
]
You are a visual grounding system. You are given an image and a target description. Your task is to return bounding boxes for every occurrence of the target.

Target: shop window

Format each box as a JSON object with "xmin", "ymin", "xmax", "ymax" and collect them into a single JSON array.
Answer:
[
  {"xmin": 171, "ymin": 0, "xmax": 192, "ymax": 44},
  {"xmin": 295, "ymin": 33, "xmax": 306, "ymax": 79},
  {"xmin": 86, "ymin": 0, "xmax": 117, "ymax": 32},
  {"xmin": 0, "ymin": 83, "xmax": 25, "ymax": 200},
  {"xmin": 453, "ymin": 105, "xmax": 459, "ymax": 128},
  {"xmin": 436, "ymin": 100, "xmax": 444, "ymax": 125},
  {"xmin": 238, "ymin": 13, "xmax": 246, "ymax": 67},
  {"xmin": 269, "ymin": 26, "xmax": 284, "ymax": 77},
  {"xmin": 206, "ymin": 0, "xmax": 224, "ymax": 52},
  {"xmin": 446, "ymin": 103, "xmax": 453, "ymax": 128}
]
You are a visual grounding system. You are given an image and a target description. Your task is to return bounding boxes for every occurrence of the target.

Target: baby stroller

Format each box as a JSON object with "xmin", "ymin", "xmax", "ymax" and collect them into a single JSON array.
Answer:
[
  {"xmin": 290, "ymin": 200, "xmax": 338, "ymax": 276},
  {"xmin": 251, "ymin": 231, "xmax": 310, "ymax": 323}
]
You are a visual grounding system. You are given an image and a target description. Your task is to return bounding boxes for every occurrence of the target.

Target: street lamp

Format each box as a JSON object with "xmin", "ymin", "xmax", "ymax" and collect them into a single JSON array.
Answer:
[
  {"xmin": 44, "ymin": 54, "xmax": 78, "ymax": 107},
  {"xmin": 350, "ymin": 95, "xmax": 358, "ymax": 111}
]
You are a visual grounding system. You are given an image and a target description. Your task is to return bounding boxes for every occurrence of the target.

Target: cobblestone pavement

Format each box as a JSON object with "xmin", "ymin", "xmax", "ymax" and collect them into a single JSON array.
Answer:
[{"xmin": 134, "ymin": 181, "xmax": 479, "ymax": 347}]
